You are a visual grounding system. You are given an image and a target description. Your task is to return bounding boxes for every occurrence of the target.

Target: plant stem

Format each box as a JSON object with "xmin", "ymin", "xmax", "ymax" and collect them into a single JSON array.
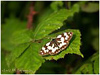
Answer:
[
  {"xmin": 16, "ymin": 69, "xmax": 20, "ymax": 74},
  {"xmin": 27, "ymin": 2, "xmax": 37, "ymax": 29}
]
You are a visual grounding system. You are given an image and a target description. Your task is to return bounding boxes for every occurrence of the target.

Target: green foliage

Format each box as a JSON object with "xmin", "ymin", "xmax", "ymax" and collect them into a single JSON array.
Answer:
[
  {"xmin": 79, "ymin": 2, "xmax": 99, "ymax": 13},
  {"xmin": 75, "ymin": 52, "xmax": 99, "ymax": 74},
  {"xmin": 1, "ymin": 3, "xmax": 83, "ymax": 74},
  {"xmin": 2, "ymin": 1, "xmax": 99, "ymax": 74},
  {"xmin": 33, "ymin": 4, "xmax": 80, "ymax": 40},
  {"xmin": 92, "ymin": 37, "xmax": 99, "ymax": 51},
  {"xmin": 37, "ymin": 8, "xmax": 53, "ymax": 24},
  {"xmin": 1, "ymin": 51, "xmax": 15, "ymax": 74},
  {"xmin": 8, "ymin": 2, "xmax": 22, "ymax": 14},
  {"xmin": 50, "ymin": 1, "xmax": 63, "ymax": 11},
  {"xmin": 15, "ymin": 43, "xmax": 45, "ymax": 74},
  {"xmin": 10, "ymin": 29, "xmax": 32, "ymax": 45},
  {"xmin": 91, "ymin": 28, "xmax": 99, "ymax": 51},
  {"xmin": 93, "ymin": 55, "xmax": 99, "ymax": 74},
  {"xmin": 43, "ymin": 29, "xmax": 83, "ymax": 60},
  {"xmin": 6, "ymin": 43, "xmax": 31, "ymax": 66},
  {"xmin": 1, "ymin": 17, "xmax": 26, "ymax": 51}
]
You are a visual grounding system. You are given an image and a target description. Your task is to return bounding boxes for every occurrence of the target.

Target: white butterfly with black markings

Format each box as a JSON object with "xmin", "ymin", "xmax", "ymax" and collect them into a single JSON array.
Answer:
[{"xmin": 40, "ymin": 32, "xmax": 73, "ymax": 56}]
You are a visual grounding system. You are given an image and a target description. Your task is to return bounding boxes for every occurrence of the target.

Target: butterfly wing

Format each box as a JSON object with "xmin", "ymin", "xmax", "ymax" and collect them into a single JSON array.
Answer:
[
  {"xmin": 56, "ymin": 32, "xmax": 73, "ymax": 51},
  {"xmin": 40, "ymin": 32, "xmax": 73, "ymax": 56},
  {"xmin": 40, "ymin": 40, "xmax": 59, "ymax": 56}
]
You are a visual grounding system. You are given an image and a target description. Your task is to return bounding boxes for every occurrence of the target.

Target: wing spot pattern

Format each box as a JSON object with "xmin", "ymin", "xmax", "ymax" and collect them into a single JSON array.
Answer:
[{"xmin": 40, "ymin": 32, "xmax": 73, "ymax": 56}]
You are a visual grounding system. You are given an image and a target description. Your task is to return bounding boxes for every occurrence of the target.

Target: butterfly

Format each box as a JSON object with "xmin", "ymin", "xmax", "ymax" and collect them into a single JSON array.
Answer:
[{"xmin": 40, "ymin": 32, "xmax": 73, "ymax": 56}]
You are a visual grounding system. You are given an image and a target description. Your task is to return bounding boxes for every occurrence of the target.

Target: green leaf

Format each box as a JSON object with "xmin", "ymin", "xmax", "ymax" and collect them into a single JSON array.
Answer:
[
  {"xmin": 37, "ymin": 8, "xmax": 53, "ymax": 24},
  {"xmin": 1, "ymin": 51, "xmax": 15, "ymax": 74},
  {"xmin": 91, "ymin": 52, "xmax": 99, "ymax": 74},
  {"xmin": 80, "ymin": 2, "xmax": 99, "ymax": 13},
  {"xmin": 91, "ymin": 28, "xmax": 99, "ymax": 51},
  {"xmin": 10, "ymin": 29, "xmax": 32, "ymax": 45},
  {"xmin": 41, "ymin": 29, "xmax": 83, "ymax": 60},
  {"xmin": 92, "ymin": 37, "xmax": 99, "ymax": 51},
  {"xmin": 75, "ymin": 52, "xmax": 99, "ymax": 74},
  {"xmin": 15, "ymin": 43, "xmax": 45, "ymax": 74},
  {"xmin": 33, "ymin": 4, "xmax": 80, "ymax": 40},
  {"xmin": 6, "ymin": 42, "xmax": 31, "ymax": 66},
  {"xmin": 1, "ymin": 17, "xmax": 26, "ymax": 51},
  {"xmin": 50, "ymin": 1, "xmax": 63, "ymax": 11},
  {"xmin": 93, "ymin": 56, "xmax": 99, "ymax": 74}
]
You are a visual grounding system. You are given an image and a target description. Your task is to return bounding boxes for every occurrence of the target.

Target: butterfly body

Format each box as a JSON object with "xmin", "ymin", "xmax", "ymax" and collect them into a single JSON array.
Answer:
[{"xmin": 40, "ymin": 32, "xmax": 73, "ymax": 56}]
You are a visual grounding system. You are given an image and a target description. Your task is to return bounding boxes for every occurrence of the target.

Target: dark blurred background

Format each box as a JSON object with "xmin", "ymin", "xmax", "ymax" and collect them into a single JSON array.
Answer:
[{"xmin": 1, "ymin": 1, "xmax": 99, "ymax": 74}]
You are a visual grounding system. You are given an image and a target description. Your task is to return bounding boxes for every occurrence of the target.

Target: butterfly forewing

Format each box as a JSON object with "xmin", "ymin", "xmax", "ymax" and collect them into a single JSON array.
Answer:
[{"xmin": 40, "ymin": 32, "xmax": 73, "ymax": 56}]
